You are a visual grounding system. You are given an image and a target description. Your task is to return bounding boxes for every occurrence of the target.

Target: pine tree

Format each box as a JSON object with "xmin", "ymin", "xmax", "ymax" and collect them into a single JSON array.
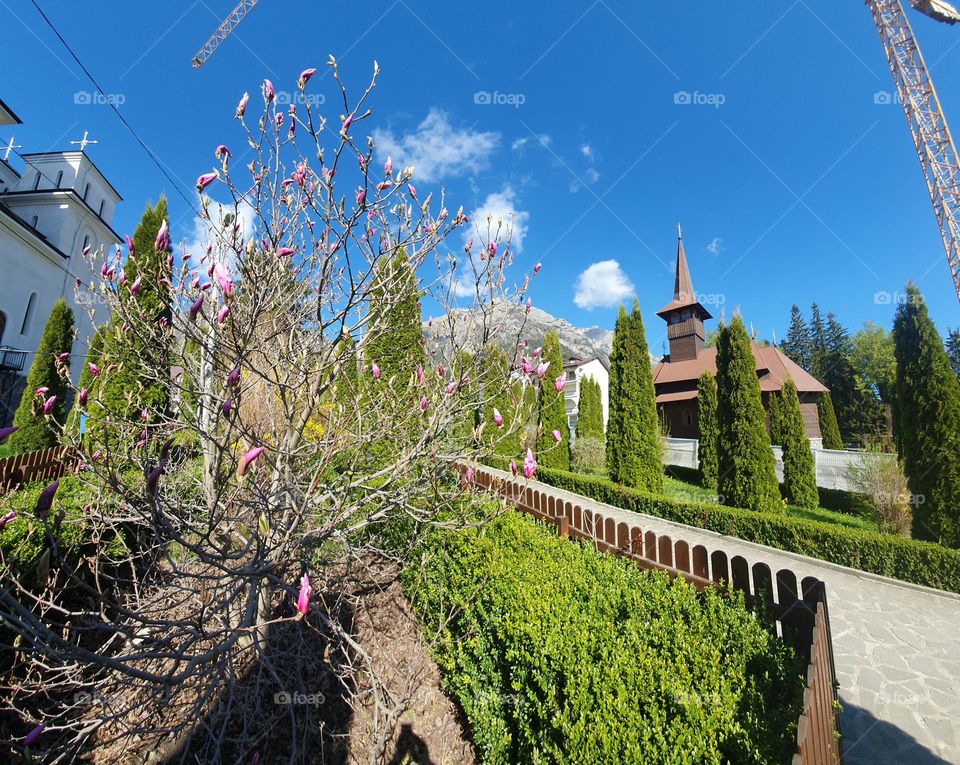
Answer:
[
  {"xmin": 892, "ymin": 283, "xmax": 960, "ymax": 547},
  {"xmin": 366, "ymin": 247, "xmax": 425, "ymax": 383},
  {"xmin": 780, "ymin": 380, "xmax": 819, "ymax": 509},
  {"xmin": 946, "ymin": 328, "xmax": 960, "ymax": 385},
  {"xmin": 68, "ymin": 325, "xmax": 106, "ymax": 434},
  {"xmin": 817, "ymin": 393, "xmax": 843, "ymax": 450},
  {"xmin": 767, "ymin": 391, "xmax": 785, "ymax": 445},
  {"xmin": 781, "ymin": 305, "xmax": 813, "ymax": 371},
  {"xmin": 696, "ymin": 371, "xmax": 719, "ymax": 490},
  {"xmin": 92, "ymin": 199, "xmax": 172, "ymax": 432},
  {"xmin": 8, "ymin": 300, "xmax": 74, "ymax": 454},
  {"xmin": 536, "ymin": 332, "xmax": 569, "ymax": 470},
  {"xmin": 605, "ymin": 301, "xmax": 662, "ymax": 492},
  {"xmin": 822, "ymin": 312, "xmax": 883, "ymax": 444},
  {"xmin": 576, "ymin": 376, "xmax": 604, "ymax": 440},
  {"xmin": 482, "ymin": 345, "xmax": 521, "ymax": 457},
  {"xmin": 715, "ymin": 316, "xmax": 781, "ymax": 512},
  {"xmin": 809, "ymin": 303, "xmax": 828, "ymax": 382}
]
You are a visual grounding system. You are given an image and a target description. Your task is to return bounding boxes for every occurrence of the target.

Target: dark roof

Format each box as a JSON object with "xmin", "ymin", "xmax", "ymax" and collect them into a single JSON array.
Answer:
[
  {"xmin": 0, "ymin": 97, "xmax": 22, "ymax": 125},
  {"xmin": 656, "ymin": 233, "xmax": 712, "ymax": 320}
]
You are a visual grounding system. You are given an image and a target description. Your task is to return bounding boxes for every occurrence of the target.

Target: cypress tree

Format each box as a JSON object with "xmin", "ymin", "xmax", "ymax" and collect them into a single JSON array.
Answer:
[
  {"xmin": 781, "ymin": 305, "xmax": 813, "ymax": 371},
  {"xmin": 92, "ymin": 199, "xmax": 172, "ymax": 432},
  {"xmin": 817, "ymin": 393, "xmax": 843, "ymax": 450},
  {"xmin": 8, "ymin": 300, "xmax": 74, "ymax": 454},
  {"xmin": 482, "ymin": 345, "xmax": 520, "ymax": 457},
  {"xmin": 366, "ymin": 247, "xmax": 425, "ymax": 383},
  {"xmin": 892, "ymin": 283, "xmax": 960, "ymax": 547},
  {"xmin": 780, "ymin": 380, "xmax": 819, "ymax": 509},
  {"xmin": 715, "ymin": 316, "xmax": 781, "ymax": 512},
  {"xmin": 696, "ymin": 371, "xmax": 718, "ymax": 490},
  {"xmin": 946, "ymin": 328, "xmax": 960, "ymax": 385},
  {"xmin": 767, "ymin": 391, "xmax": 785, "ymax": 445},
  {"xmin": 576, "ymin": 376, "xmax": 604, "ymax": 440},
  {"xmin": 605, "ymin": 301, "xmax": 662, "ymax": 492},
  {"xmin": 68, "ymin": 325, "xmax": 106, "ymax": 434},
  {"xmin": 536, "ymin": 332, "xmax": 569, "ymax": 470}
]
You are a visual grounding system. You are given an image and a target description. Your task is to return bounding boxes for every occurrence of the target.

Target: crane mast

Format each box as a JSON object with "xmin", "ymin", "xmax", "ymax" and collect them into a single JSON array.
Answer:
[
  {"xmin": 192, "ymin": 0, "xmax": 260, "ymax": 68},
  {"xmin": 869, "ymin": 0, "xmax": 960, "ymax": 300}
]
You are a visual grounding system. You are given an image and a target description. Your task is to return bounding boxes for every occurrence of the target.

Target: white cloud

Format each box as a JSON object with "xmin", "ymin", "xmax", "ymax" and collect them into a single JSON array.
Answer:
[
  {"xmin": 511, "ymin": 133, "xmax": 551, "ymax": 152},
  {"xmin": 373, "ymin": 109, "xmax": 499, "ymax": 183},
  {"xmin": 573, "ymin": 260, "xmax": 635, "ymax": 309},
  {"xmin": 706, "ymin": 237, "xmax": 724, "ymax": 256},
  {"xmin": 466, "ymin": 187, "xmax": 530, "ymax": 252},
  {"xmin": 580, "ymin": 143, "xmax": 593, "ymax": 159},
  {"xmin": 178, "ymin": 198, "xmax": 256, "ymax": 268}
]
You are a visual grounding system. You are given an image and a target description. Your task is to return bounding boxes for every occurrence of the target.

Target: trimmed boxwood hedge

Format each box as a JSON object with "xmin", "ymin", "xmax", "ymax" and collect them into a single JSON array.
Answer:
[
  {"xmin": 488, "ymin": 459, "xmax": 960, "ymax": 594},
  {"xmin": 404, "ymin": 511, "xmax": 804, "ymax": 765}
]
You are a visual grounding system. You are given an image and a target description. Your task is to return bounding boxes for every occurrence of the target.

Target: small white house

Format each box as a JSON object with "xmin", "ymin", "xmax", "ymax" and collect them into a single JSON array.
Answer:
[
  {"xmin": 0, "ymin": 97, "xmax": 120, "ymax": 424},
  {"xmin": 562, "ymin": 356, "xmax": 609, "ymax": 441}
]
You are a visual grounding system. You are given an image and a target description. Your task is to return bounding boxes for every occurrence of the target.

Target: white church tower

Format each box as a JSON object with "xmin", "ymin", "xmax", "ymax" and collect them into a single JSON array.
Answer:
[{"xmin": 0, "ymin": 97, "xmax": 121, "ymax": 424}]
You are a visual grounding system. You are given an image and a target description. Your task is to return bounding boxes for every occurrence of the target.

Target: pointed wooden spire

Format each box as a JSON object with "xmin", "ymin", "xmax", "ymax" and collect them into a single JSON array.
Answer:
[{"xmin": 673, "ymin": 226, "xmax": 696, "ymax": 304}]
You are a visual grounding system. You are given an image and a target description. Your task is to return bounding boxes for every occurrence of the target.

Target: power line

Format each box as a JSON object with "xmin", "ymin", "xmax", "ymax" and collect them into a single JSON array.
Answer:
[{"xmin": 28, "ymin": 0, "xmax": 201, "ymax": 218}]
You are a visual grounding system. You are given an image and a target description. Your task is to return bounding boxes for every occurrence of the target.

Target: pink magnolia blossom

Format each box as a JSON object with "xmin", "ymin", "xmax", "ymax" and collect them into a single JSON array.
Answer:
[
  {"xmin": 554, "ymin": 374, "xmax": 565, "ymax": 393},
  {"xmin": 78, "ymin": 388, "xmax": 88, "ymax": 406},
  {"xmin": 551, "ymin": 429, "xmax": 562, "ymax": 442},
  {"xmin": 236, "ymin": 92, "xmax": 249, "ymax": 118},
  {"xmin": 88, "ymin": 362, "xmax": 100, "ymax": 377},
  {"xmin": 0, "ymin": 510, "xmax": 15, "ymax": 529},
  {"xmin": 493, "ymin": 408, "xmax": 504, "ymax": 428},
  {"xmin": 222, "ymin": 398, "xmax": 232, "ymax": 417},
  {"xmin": 214, "ymin": 262, "xmax": 234, "ymax": 296},
  {"xmin": 155, "ymin": 219, "xmax": 170, "ymax": 252},
  {"xmin": 238, "ymin": 446, "xmax": 265, "ymax": 477},
  {"xmin": 437, "ymin": 364, "xmax": 445, "ymax": 377},
  {"xmin": 416, "ymin": 364, "xmax": 424, "ymax": 384},
  {"xmin": 407, "ymin": 183, "xmax": 417, "ymax": 199},
  {"xmin": 465, "ymin": 467, "xmax": 474, "ymax": 484},
  {"xmin": 35, "ymin": 386, "xmax": 49, "ymax": 396},
  {"xmin": 536, "ymin": 361, "xmax": 550, "ymax": 379},
  {"xmin": 419, "ymin": 396, "xmax": 428, "ymax": 412},
  {"xmin": 276, "ymin": 246, "xmax": 295, "ymax": 257},
  {"xmin": 533, "ymin": 262, "xmax": 542, "ymax": 275},
  {"xmin": 22, "ymin": 723, "xmax": 45, "ymax": 748},
  {"xmin": 522, "ymin": 450, "xmax": 537, "ymax": 479},
  {"xmin": 35, "ymin": 481, "xmax": 59, "ymax": 514},
  {"xmin": 189, "ymin": 295, "xmax": 204, "ymax": 320},
  {"xmin": 217, "ymin": 304, "xmax": 231, "ymax": 323},
  {"xmin": 532, "ymin": 347, "xmax": 541, "ymax": 358},
  {"xmin": 146, "ymin": 465, "xmax": 164, "ymax": 497},
  {"xmin": 42, "ymin": 396, "xmax": 57, "ymax": 415},
  {"xmin": 341, "ymin": 112, "xmax": 353, "ymax": 134},
  {"xmin": 227, "ymin": 366, "xmax": 241, "ymax": 387},
  {"xmin": 0, "ymin": 426, "xmax": 17, "ymax": 443},
  {"xmin": 130, "ymin": 277, "xmax": 142, "ymax": 296},
  {"xmin": 509, "ymin": 460, "xmax": 518, "ymax": 477},
  {"xmin": 196, "ymin": 171, "xmax": 219, "ymax": 192},
  {"xmin": 125, "ymin": 235, "xmax": 135, "ymax": 255},
  {"xmin": 445, "ymin": 382, "xmax": 455, "ymax": 395},
  {"xmin": 215, "ymin": 144, "xmax": 231, "ymax": 160},
  {"xmin": 525, "ymin": 297, "xmax": 532, "ymax": 313},
  {"xmin": 263, "ymin": 79, "xmax": 275, "ymax": 101},
  {"xmin": 488, "ymin": 242, "xmax": 497, "ymax": 258},
  {"xmin": 371, "ymin": 362, "xmax": 381, "ymax": 379},
  {"xmin": 296, "ymin": 573, "xmax": 312, "ymax": 617},
  {"xmin": 520, "ymin": 357, "xmax": 532, "ymax": 375},
  {"xmin": 356, "ymin": 188, "xmax": 366, "ymax": 206},
  {"xmin": 384, "ymin": 156, "xmax": 393, "ymax": 176},
  {"xmin": 298, "ymin": 68, "xmax": 317, "ymax": 88},
  {"xmin": 82, "ymin": 244, "xmax": 91, "ymax": 257}
]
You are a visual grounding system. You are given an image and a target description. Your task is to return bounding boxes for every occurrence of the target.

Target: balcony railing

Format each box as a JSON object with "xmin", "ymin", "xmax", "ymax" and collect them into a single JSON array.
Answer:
[{"xmin": 0, "ymin": 347, "xmax": 27, "ymax": 372}]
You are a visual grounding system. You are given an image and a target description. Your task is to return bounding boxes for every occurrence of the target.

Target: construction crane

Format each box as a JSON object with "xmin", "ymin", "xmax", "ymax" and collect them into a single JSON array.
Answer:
[
  {"xmin": 192, "ymin": 0, "xmax": 260, "ymax": 68},
  {"xmin": 870, "ymin": 0, "xmax": 960, "ymax": 300}
]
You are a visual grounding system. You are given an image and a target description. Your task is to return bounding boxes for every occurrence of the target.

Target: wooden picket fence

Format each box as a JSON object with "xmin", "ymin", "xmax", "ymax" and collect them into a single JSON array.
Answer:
[
  {"xmin": 0, "ymin": 446, "xmax": 79, "ymax": 493},
  {"xmin": 471, "ymin": 466, "xmax": 842, "ymax": 765}
]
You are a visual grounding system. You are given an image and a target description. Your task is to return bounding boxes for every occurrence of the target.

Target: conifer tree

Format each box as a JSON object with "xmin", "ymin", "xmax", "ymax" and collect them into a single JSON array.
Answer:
[
  {"xmin": 892, "ymin": 283, "xmax": 960, "ymax": 547},
  {"xmin": 8, "ymin": 300, "xmax": 74, "ymax": 454},
  {"xmin": 92, "ymin": 199, "xmax": 172, "ymax": 432},
  {"xmin": 781, "ymin": 305, "xmax": 813, "ymax": 371},
  {"xmin": 576, "ymin": 376, "xmax": 604, "ymax": 441},
  {"xmin": 817, "ymin": 393, "xmax": 843, "ymax": 450},
  {"xmin": 482, "ymin": 345, "xmax": 521, "ymax": 457},
  {"xmin": 366, "ymin": 247, "xmax": 425, "ymax": 382},
  {"xmin": 696, "ymin": 371, "xmax": 718, "ymax": 490},
  {"xmin": 946, "ymin": 328, "xmax": 960, "ymax": 385},
  {"xmin": 767, "ymin": 391, "xmax": 785, "ymax": 445},
  {"xmin": 780, "ymin": 380, "xmax": 819, "ymax": 509},
  {"xmin": 715, "ymin": 316, "xmax": 781, "ymax": 512},
  {"xmin": 605, "ymin": 301, "xmax": 662, "ymax": 492},
  {"xmin": 68, "ymin": 325, "xmax": 106, "ymax": 433},
  {"xmin": 823, "ymin": 312, "xmax": 883, "ymax": 443},
  {"xmin": 809, "ymin": 303, "xmax": 828, "ymax": 382},
  {"xmin": 536, "ymin": 332, "xmax": 569, "ymax": 470}
]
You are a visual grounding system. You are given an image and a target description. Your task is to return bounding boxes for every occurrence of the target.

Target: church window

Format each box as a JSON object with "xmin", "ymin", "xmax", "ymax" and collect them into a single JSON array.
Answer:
[
  {"xmin": 83, "ymin": 182, "xmax": 90, "ymax": 200},
  {"xmin": 32, "ymin": 172, "xmax": 41, "ymax": 190},
  {"xmin": 30, "ymin": 215, "xmax": 38, "ymax": 229},
  {"xmin": 20, "ymin": 293, "xmax": 38, "ymax": 335},
  {"xmin": 684, "ymin": 410, "xmax": 693, "ymax": 426},
  {"xmin": 55, "ymin": 170, "xmax": 63, "ymax": 188}
]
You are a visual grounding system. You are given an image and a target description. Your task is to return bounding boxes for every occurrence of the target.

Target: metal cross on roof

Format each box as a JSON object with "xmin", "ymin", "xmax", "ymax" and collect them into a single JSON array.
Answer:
[
  {"xmin": 70, "ymin": 131, "xmax": 98, "ymax": 152},
  {"xmin": 2, "ymin": 136, "xmax": 22, "ymax": 162}
]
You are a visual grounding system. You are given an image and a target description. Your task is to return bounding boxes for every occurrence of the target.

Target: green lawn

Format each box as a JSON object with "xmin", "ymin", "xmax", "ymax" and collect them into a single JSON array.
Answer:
[{"xmin": 661, "ymin": 475, "xmax": 879, "ymax": 532}]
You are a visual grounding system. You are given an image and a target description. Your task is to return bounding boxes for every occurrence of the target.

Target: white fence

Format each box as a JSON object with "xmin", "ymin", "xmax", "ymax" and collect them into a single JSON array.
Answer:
[{"xmin": 663, "ymin": 437, "xmax": 894, "ymax": 493}]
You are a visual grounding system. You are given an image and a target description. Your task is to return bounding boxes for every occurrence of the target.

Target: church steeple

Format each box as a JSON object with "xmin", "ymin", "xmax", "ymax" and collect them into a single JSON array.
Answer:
[{"xmin": 656, "ymin": 227, "xmax": 712, "ymax": 362}]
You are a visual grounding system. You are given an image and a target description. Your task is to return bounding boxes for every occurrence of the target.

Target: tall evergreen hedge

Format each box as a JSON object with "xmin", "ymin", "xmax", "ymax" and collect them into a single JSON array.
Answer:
[
  {"xmin": 536, "ymin": 332, "xmax": 569, "ymax": 470},
  {"xmin": 8, "ymin": 300, "xmax": 74, "ymax": 454},
  {"xmin": 366, "ymin": 247, "xmax": 425, "ymax": 383},
  {"xmin": 893, "ymin": 283, "xmax": 960, "ymax": 547},
  {"xmin": 67, "ymin": 325, "xmax": 106, "ymax": 434},
  {"xmin": 606, "ymin": 301, "xmax": 662, "ymax": 492},
  {"xmin": 576, "ymin": 375, "xmax": 604, "ymax": 440},
  {"xmin": 715, "ymin": 317, "xmax": 781, "ymax": 512},
  {"xmin": 482, "ymin": 345, "xmax": 521, "ymax": 457},
  {"xmin": 697, "ymin": 371, "xmax": 719, "ymax": 490},
  {"xmin": 780, "ymin": 380, "xmax": 819, "ymax": 509},
  {"xmin": 817, "ymin": 393, "xmax": 843, "ymax": 450}
]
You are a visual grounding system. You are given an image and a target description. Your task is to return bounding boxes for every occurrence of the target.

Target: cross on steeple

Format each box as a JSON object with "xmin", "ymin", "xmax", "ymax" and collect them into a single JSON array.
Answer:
[
  {"xmin": 70, "ymin": 130, "xmax": 97, "ymax": 152},
  {"xmin": 2, "ymin": 136, "xmax": 22, "ymax": 162}
]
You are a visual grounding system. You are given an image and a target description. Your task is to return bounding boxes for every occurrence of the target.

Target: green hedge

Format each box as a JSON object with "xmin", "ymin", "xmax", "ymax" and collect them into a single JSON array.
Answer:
[
  {"xmin": 404, "ymin": 511, "xmax": 803, "ymax": 765},
  {"xmin": 488, "ymin": 459, "xmax": 960, "ymax": 594}
]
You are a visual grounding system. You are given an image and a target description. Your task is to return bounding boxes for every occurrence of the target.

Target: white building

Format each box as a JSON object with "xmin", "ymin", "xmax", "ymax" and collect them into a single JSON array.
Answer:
[
  {"xmin": 0, "ymin": 98, "xmax": 120, "ymax": 424},
  {"xmin": 562, "ymin": 356, "xmax": 609, "ymax": 441}
]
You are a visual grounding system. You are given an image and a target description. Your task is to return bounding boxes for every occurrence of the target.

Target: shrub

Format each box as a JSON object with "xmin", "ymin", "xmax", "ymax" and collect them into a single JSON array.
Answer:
[
  {"xmin": 536, "ymin": 332, "xmax": 569, "ymax": 469},
  {"xmin": 779, "ymin": 381, "xmax": 819, "ymax": 509},
  {"xmin": 570, "ymin": 435, "xmax": 605, "ymax": 475},
  {"xmin": 404, "ymin": 511, "xmax": 803, "ymax": 765},
  {"xmin": 817, "ymin": 393, "xmax": 843, "ymax": 451},
  {"xmin": 575, "ymin": 375, "xmax": 604, "ymax": 440},
  {"xmin": 484, "ymin": 460, "xmax": 960, "ymax": 594},
  {"xmin": 845, "ymin": 446, "xmax": 912, "ymax": 536},
  {"xmin": 697, "ymin": 371, "xmax": 718, "ymax": 490}
]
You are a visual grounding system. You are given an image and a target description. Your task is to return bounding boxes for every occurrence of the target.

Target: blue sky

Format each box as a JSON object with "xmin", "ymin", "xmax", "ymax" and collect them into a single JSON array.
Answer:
[{"xmin": 3, "ymin": 0, "xmax": 960, "ymax": 354}]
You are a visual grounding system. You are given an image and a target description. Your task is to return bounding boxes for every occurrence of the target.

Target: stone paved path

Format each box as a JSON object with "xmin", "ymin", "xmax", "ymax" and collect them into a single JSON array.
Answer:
[{"xmin": 492, "ymin": 469, "xmax": 960, "ymax": 764}]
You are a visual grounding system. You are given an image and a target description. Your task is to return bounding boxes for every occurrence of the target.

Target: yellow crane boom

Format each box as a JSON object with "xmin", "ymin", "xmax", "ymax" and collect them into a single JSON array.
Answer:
[
  {"xmin": 870, "ymin": 0, "xmax": 960, "ymax": 300},
  {"xmin": 192, "ymin": 0, "xmax": 260, "ymax": 68}
]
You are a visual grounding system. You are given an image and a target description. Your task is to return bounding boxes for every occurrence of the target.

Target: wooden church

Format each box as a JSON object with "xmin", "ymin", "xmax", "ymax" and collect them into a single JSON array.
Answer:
[{"xmin": 651, "ymin": 230, "xmax": 829, "ymax": 446}]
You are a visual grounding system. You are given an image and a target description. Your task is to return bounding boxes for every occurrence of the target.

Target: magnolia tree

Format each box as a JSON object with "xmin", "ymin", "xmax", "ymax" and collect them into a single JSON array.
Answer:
[{"xmin": 0, "ymin": 60, "xmax": 551, "ymax": 763}]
